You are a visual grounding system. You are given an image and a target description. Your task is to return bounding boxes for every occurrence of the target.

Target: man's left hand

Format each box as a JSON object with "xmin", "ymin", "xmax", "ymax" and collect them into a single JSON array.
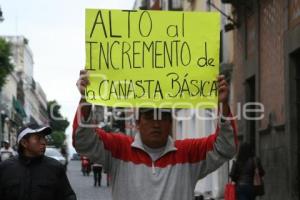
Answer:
[{"xmin": 217, "ymin": 75, "xmax": 230, "ymax": 117}]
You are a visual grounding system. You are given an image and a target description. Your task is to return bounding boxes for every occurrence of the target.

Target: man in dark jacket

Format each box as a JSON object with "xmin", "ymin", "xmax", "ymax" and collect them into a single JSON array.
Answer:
[{"xmin": 0, "ymin": 123, "xmax": 77, "ymax": 200}]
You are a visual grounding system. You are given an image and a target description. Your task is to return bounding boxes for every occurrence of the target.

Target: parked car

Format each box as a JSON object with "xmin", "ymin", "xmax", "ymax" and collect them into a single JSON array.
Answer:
[
  {"xmin": 71, "ymin": 153, "xmax": 80, "ymax": 160},
  {"xmin": 45, "ymin": 147, "xmax": 67, "ymax": 169}
]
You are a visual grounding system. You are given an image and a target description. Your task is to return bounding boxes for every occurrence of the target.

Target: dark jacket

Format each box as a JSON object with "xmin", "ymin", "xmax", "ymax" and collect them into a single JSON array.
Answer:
[
  {"xmin": 0, "ymin": 154, "xmax": 76, "ymax": 200},
  {"xmin": 230, "ymin": 157, "xmax": 265, "ymax": 185}
]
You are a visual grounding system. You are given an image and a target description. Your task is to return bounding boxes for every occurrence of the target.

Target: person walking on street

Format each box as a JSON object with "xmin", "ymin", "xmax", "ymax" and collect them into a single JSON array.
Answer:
[
  {"xmin": 106, "ymin": 171, "xmax": 111, "ymax": 187},
  {"xmin": 230, "ymin": 142, "xmax": 265, "ymax": 200},
  {"xmin": 0, "ymin": 123, "xmax": 77, "ymax": 200},
  {"xmin": 73, "ymin": 70, "xmax": 238, "ymax": 200},
  {"xmin": 81, "ymin": 155, "xmax": 91, "ymax": 176},
  {"xmin": 92, "ymin": 162, "xmax": 103, "ymax": 187},
  {"xmin": 0, "ymin": 140, "xmax": 16, "ymax": 161}
]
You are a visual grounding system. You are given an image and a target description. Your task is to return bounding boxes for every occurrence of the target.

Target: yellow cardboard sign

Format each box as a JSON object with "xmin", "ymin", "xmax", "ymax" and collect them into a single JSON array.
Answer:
[{"xmin": 85, "ymin": 9, "xmax": 220, "ymax": 108}]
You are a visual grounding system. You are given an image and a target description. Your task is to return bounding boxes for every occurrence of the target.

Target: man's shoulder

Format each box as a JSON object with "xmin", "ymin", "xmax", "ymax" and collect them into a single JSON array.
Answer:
[
  {"xmin": 41, "ymin": 156, "xmax": 66, "ymax": 174},
  {"xmin": 0, "ymin": 156, "xmax": 18, "ymax": 168},
  {"xmin": 99, "ymin": 130, "xmax": 134, "ymax": 143},
  {"xmin": 0, "ymin": 148, "xmax": 14, "ymax": 153},
  {"xmin": 43, "ymin": 156, "xmax": 64, "ymax": 168}
]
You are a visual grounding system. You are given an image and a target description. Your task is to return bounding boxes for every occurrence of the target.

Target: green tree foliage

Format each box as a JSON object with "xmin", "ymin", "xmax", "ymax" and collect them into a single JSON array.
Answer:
[
  {"xmin": 49, "ymin": 131, "xmax": 66, "ymax": 148},
  {"xmin": 47, "ymin": 100, "xmax": 69, "ymax": 148},
  {"xmin": 0, "ymin": 38, "xmax": 14, "ymax": 90}
]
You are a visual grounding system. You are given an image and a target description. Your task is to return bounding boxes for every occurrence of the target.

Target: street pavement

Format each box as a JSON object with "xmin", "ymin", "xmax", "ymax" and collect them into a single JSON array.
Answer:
[{"xmin": 67, "ymin": 160, "xmax": 112, "ymax": 200}]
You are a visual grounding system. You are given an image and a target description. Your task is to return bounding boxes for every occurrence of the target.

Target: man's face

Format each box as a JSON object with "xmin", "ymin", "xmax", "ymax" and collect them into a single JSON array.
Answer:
[
  {"xmin": 4, "ymin": 143, "xmax": 9, "ymax": 149},
  {"xmin": 22, "ymin": 133, "xmax": 47, "ymax": 157},
  {"xmin": 137, "ymin": 110, "xmax": 172, "ymax": 149}
]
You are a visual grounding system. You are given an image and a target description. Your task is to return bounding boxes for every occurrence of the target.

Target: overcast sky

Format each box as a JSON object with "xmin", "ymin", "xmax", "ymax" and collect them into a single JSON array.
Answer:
[{"xmin": 0, "ymin": 0, "xmax": 135, "ymax": 154}]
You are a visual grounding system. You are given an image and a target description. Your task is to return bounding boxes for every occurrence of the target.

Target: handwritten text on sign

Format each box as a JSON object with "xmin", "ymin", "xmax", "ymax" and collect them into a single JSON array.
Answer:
[{"xmin": 85, "ymin": 9, "xmax": 220, "ymax": 108}]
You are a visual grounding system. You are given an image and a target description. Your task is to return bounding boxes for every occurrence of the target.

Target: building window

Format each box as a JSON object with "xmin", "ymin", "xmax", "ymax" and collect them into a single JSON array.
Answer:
[
  {"xmin": 161, "ymin": 0, "xmax": 168, "ymax": 10},
  {"xmin": 220, "ymin": 30, "xmax": 223, "ymax": 63},
  {"xmin": 168, "ymin": 0, "xmax": 182, "ymax": 11},
  {"xmin": 140, "ymin": 0, "xmax": 150, "ymax": 10}
]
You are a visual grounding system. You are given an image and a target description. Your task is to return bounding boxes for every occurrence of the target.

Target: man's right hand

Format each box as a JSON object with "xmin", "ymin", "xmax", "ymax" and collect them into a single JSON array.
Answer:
[
  {"xmin": 76, "ymin": 70, "xmax": 90, "ymax": 99},
  {"xmin": 76, "ymin": 70, "xmax": 92, "ymax": 118}
]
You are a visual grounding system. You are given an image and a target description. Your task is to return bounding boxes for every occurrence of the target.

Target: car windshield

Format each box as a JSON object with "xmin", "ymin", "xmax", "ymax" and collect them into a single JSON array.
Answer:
[{"xmin": 45, "ymin": 148, "xmax": 62, "ymax": 157}]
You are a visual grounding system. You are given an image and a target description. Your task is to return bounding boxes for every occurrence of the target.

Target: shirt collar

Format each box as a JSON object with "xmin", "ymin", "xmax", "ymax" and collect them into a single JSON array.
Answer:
[{"xmin": 131, "ymin": 132, "xmax": 177, "ymax": 157}]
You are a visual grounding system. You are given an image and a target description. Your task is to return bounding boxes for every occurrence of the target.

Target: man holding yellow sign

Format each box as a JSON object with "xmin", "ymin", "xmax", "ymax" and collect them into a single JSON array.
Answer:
[{"xmin": 73, "ymin": 9, "xmax": 237, "ymax": 200}]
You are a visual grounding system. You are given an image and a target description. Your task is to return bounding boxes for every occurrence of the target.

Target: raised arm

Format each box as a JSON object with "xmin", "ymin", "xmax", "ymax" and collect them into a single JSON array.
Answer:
[
  {"xmin": 182, "ymin": 75, "xmax": 238, "ymax": 182},
  {"xmin": 72, "ymin": 70, "xmax": 114, "ymax": 172}
]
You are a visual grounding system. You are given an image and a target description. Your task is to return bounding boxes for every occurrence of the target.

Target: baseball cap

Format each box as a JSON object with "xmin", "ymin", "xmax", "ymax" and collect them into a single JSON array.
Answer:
[
  {"xmin": 138, "ymin": 108, "xmax": 173, "ymax": 120},
  {"xmin": 2, "ymin": 139, "xmax": 9, "ymax": 144},
  {"xmin": 138, "ymin": 108, "xmax": 172, "ymax": 113},
  {"xmin": 17, "ymin": 123, "xmax": 52, "ymax": 143}
]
